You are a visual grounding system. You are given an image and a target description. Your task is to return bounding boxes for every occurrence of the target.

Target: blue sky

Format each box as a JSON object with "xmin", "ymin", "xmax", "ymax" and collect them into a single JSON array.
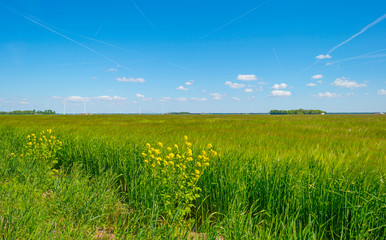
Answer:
[{"xmin": 0, "ymin": 0, "xmax": 385, "ymax": 113}]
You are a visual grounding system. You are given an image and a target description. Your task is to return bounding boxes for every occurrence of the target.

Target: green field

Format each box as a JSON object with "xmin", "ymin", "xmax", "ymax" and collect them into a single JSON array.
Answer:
[{"xmin": 0, "ymin": 115, "xmax": 385, "ymax": 239}]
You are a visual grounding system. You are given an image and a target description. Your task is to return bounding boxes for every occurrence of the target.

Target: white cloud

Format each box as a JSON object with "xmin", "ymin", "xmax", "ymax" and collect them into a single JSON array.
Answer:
[
  {"xmin": 231, "ymin": 97, "xmax": 240, "ymax": 101},
  {"xmin": 66, "ymin": 96, "xmax": 91, "ymax": 102},
  {"xmin": 317, "ymin": 80, "xmax": 323, "ymax": 84},
  {"xmin": 159, "ymin": 97, "xmax": 172, "ymax": 102},
  {"xmin": 209, "ymin": 93, "xmax": 225, "ymax": 100},
  {"xmin": 272, "ymin": 83, "xmax": 288, "ymax": 89},
  {"xmin": 19, "ymin": 101, "xmax": 29, "ymax": 104},
  {"xmin": 312, "ymin": 74, "xmax": 323, "ymax": 79},
  {"xmin": 225, "ymin": 81, "xmax": 245, "ymax": 89},
  {"xmin": 244, "ymin": 88, "xmax": 253, "ymax": 93},
  {"xmin": 314, "ymin": 92, "xmax": 340, "ymax": 98},
  {"xmin": 176, "ymin": 85, "xmax": 188, "ymax": 91},
  {"xmin": 315, "ymin": 54, "xmax": 332, "ymax": 59},
  {"xmin": 136, "ymin": 93, "xmax": 144, "ymax": 98},
  {"xmin": 185, "ymin": 80, "xmax": 194, "ymax": 86},
  {"xmin": 201, "ymin": 89, "xmax": 206, "ymax": 92},
  {"xmin": 331, "ymin": 77, "xmax": 367, "ymax": 88},
  {"xmin": 237, "ymin": 74, "xmax": 257, "ymax": 81},
  {"xmin": 95, "ymin": 95, "xmax": 127, "ymax": 101},
  {"xmin": 377, "ymin": 89, "xmax": 386, "ymax": 95},
  {"xmin": 270, "ymin": 90, "xmax": 292, "ymax": 97},
  {"xmin": 306, "ymin": 83, "xmax": 317, "ymax": 87},
  {"xmin": 108, "ymin": 68, "xmax": 118, "ymax": 72},
  {"xmin": 142, "ymin": 97, "xmax": 153, "ymax": 102},
  {"xmin": 117, "ymin": 77, "xmax": 145, "ymax": 83},
  {"xmin": 191, "ymin": 97, "xmax": 208, "ymax": 101},
  {"xmin": 176, "ymin": 97, "xmax": 188, "ymax": 102},
  {"xmin": 90, "ymin": 76, "xmax": 97, "ymax": 80}
]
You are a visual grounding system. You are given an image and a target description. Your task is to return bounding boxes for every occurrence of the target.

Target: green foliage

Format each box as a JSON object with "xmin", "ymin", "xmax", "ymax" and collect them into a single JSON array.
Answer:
[
  {"xmin": 142, "ymin": 137, "xmax": 216, "ymax": 221},
  {"xmin": 0, "ymin": 109, "xmax": 56, "ymax": 115},
  {"xmin": 0, "ymin": 115, "xmax": 385, "ymax": 239},
  {"xmin": 270, "ymin": 109, "xmax": 325, "ymax": 115}
]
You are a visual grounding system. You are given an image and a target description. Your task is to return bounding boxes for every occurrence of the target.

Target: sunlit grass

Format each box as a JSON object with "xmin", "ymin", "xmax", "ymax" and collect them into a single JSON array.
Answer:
[{"xmin": 0, "ymin": 114, "xmax": 385, "ymax": 239}]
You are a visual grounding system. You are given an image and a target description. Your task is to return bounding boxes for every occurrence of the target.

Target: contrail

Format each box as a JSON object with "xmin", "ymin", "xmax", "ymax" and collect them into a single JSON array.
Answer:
[
  {"xmin": 197, "ymin": 0, "xmax": 271, "ymax": 41},
  {"xmin": 22, "ymin": 15, "xmax": 134, "ymax": 72},
  {"xmin": 131, "ymin": 0, "xmax": 154, "ymax": 28},
  {"xmin": 2, "ymin": 3, "xmax": 199, "ymax": 73},
  {"xmin": 94, "ymin": 23, "xmax": 104, "ymax": 37},
  {"xmin": 327, "ymin": 14, "xmax": 386, "ymax": 55},
  {"xmin": 272, "ymin": 48, "xmax": 283, "ymax": 72},
  {"xmin": 341, "ymin": 48, "xmax": 386, "ymax": 62},
  {"xmin": 298, "ymin": 14, "xmax": 386, "ymax": 75},
  {"xmin": 22, "ymin": 12, "xmax": 198, "ymax": 72},
  {"xmin": 328, "ymin": 48, "xmax": 386, "ymax": 65},
  {"xmin": 0, "ymin": 4, "xmax": 134, "ymax": 72}
]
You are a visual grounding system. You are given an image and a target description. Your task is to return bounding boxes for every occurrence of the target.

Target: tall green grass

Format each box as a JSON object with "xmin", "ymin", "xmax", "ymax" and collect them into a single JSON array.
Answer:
[{"xmin": 0, "ymin": 115, "xmax": 385, "ymax": 239}]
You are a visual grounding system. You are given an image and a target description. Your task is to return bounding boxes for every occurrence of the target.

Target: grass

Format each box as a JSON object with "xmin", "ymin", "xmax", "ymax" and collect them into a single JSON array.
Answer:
[{"xmin": 0, "ymin": 114, "xmax": 385, "ymax": 239}]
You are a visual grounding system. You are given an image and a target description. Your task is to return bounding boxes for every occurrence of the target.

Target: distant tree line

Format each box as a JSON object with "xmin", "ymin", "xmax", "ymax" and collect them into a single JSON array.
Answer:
[
  {"xmin": 270, "ymin": 109, "xmax": 326, "ymax": 115},
  {"xmin": 168, "ymin": 112, "xmax": 191, "ymax": 115},
  {"xmin": 0, "ymin": 110, "xmax": 56, "ymax": 115}
]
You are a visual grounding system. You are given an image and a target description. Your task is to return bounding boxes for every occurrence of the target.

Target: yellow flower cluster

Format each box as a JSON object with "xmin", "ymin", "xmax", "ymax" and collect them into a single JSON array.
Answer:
[
  {"xmin": 24, "ymin": 129, "xmax": 63, "ymax": 175},
  {"xmin": 141, "ymin": 135, "xmax": 217, "ymax": 219},
  {"xmin": 142, "ymin": 136, "xmax": 216, "ymax": 184}
]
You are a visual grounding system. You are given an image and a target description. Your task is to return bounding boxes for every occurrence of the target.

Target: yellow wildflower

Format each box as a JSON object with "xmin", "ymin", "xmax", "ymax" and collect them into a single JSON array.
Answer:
[
  {"xmin": 166, "ymin": 147, "xmax": 172, "ymax": 152},
  {"xmin": 184, "ymin": 136, "xmax": 188, "ymax": 141},
  {"xmin": 144, "ymin": 160, "xmax": 149, "ymax": 163},
  {"xmin": 141, "ymin": 152, "xmax": 147, "ymax": 157},
  {"xmin": 157, "ymin": 142, "xmax": 163, "ymax": 148},
  {"xmin": 207, "ymin": 144, "xmax": 213, "ymax": 149},
  {"xmin": 196, "ymin": 162, "xmax": 201, "ymax": 167},
  {"xmin": 186, "ymin": 142, "xmax": 192, "ymax": 147},
  {"xmin": 169, "ymin": 153, "xmax": 175, "ymax": 158},
  {"xmin": 174, "ymin": 144, "xmax": 179, "ymax": 149},
  {"xmin": 176, "ymin": 154, "xmax": 182, "ymax": 159},
  {"xmin": 204, "ymin": 162, "xmax": 210, "ymax": 167},
  {"xmin": 146, "ymin": 143, "xmax": 151, "ymax": 149},
  {"xmin": 169, "ymin": 161, "xmax": 174, "ymax": 166},
  {"xmin": 186, "ymin": 149, "xmax": 192, "ymax": 157},
  {"xmin": 195, "ymin": 170, "xmax": 200, "ymax": 175}
]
